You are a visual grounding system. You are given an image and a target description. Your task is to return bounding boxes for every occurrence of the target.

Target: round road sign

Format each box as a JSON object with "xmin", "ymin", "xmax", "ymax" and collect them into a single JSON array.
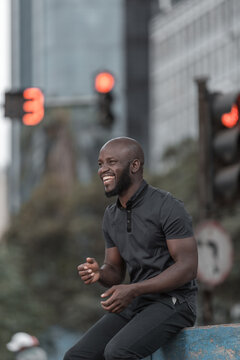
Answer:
[{"xmin": 195, "ymin": 220, "xmax": 233, "ymax": 287}]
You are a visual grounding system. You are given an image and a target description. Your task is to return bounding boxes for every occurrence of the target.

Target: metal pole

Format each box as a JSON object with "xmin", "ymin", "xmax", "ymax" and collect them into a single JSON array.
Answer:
[
  {"xmin": 195, "ymin": 77, "xmax": 214, "ymax": 324},
  {"xmin": 196, "ymin": 77, "xmax": 214, "ymax": 219}
]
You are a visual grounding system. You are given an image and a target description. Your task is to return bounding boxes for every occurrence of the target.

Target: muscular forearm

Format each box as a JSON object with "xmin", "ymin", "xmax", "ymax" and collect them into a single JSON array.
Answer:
[
  {"xmin": 98, "ymin": 263, "xmax": 125, "ymax": 288},
  {"xmin": 99, "ymin": 263, "xmax": 196, "ymax": 314},
  {"xmin": 133, "ymin": 261, "xmax": 197, "ymax": 297}
]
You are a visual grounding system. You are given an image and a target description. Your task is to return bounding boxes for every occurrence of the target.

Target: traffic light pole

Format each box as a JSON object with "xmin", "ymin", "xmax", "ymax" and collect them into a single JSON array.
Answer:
[
  {"xmin": 195, "ymin": 77, "xmax": 214, "ymax": 324},
  {"xmin": 196, "ymin": 78, "xmax": 240, "ymax": 325},
  {"xmin": 196, "ymin": 77, "xmax": 214, "ymax": 219}
]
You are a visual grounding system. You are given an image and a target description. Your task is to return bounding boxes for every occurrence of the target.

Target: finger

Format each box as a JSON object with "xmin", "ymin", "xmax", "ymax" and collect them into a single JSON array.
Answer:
[
  {"xmin": 86, "ymin": 257, "xmax": 95, "ymax": 264},
  {"xmin": 101, "ymin": 302, "xmax": 113, "ymax": 310},
  {"xmin": 80, "ymin": 272, "xmax": 95, "ymax": 281},
  {"xmin": 78, "ymin": 269, "xmax": 93, "ymax": 277},
  {"xmin": 101, "ymin": 287, "xmax": 115, "ymax": 298},
  {"xmin": 84, "ymin": 277, "xmax": 95, "ymax": 285},
  {"xmin": 77, "ymin": 263, "xmax": 89, "ymax": 271},
  {"xmin": 101, "ymin": 302, "xmax": 121, "ymax": 312},
  {"xmin": 77, "ymin": 264, "xmax": 85, "ymax": 271},
  {"xmin": 110, "ymin": 305, "xmax": 123, "ymax": 313},
  {"xmin": 81, "ymin": 275, "xmax": 94, "ymax": 282},
  {"xmin": 100, "ymin": 295, "xmax": 115, "ymax": 308}
]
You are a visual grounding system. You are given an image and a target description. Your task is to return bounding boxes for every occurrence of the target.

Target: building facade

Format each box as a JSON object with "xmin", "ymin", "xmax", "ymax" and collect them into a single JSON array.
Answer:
[
  {"xmin": 10, "ymin": 0, "xmax": 126, "ymax": 212},
  {"xmin": 150, "ymin": 0, "xmax": 240, "ymax": 171},
  {"xmin": 9, "ymin": 0, "xmax": 157, "ymax": 212}
]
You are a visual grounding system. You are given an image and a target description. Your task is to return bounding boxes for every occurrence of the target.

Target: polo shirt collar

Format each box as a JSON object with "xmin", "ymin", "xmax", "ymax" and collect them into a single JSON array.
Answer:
[{"xmin": 117, "ymin": 180, "xmax": 148, "ymax": 209}]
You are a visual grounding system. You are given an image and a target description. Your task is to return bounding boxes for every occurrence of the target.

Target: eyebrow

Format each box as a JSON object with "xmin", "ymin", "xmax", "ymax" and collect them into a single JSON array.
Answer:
[{"xmin": 98, "ymin": 157, "xmax": 118, "ymax": 163}]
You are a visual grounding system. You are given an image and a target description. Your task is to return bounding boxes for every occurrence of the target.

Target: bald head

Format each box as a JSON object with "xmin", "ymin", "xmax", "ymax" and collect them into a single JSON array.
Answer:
[
  {"xmin": 98, "ymin": 137, "xmax": 145, "ymax": 198},
  {"xmin": 100, "ymin": 137, "xmax": 144, "ymax": 172}
]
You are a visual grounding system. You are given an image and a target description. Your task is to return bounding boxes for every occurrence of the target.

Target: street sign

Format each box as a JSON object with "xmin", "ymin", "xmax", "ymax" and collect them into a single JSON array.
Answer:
[{"xmin": 196, "ymin": 220, "xmax": 233, "ymax": 287}]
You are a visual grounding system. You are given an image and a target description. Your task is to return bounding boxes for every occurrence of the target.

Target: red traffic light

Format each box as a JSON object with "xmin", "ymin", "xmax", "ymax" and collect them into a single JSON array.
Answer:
[
  {"xmin": 22, "ymin": 88, "xmax": 44, "ymax": 126},
  {"xmin": 210, "ymin": 90, "xmax": 240, "ymax": 202},
  {"xmin": 221, "ymin": 104, "xmax": 239, "ymax": 128},
  {"xmin": 4, "ymin": 88, "xmax": 45, "ymax": 125},
  {"xmin": 95, "ymin": 72, "xmax": 115, "ymax": 93}
]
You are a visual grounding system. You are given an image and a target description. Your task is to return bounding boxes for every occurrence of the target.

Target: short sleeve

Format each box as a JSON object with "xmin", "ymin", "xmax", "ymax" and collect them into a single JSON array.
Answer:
[
  {"xmin": 160, "ymin": 193, "xmax": 193, "ymax": 240},
  {"xmin": 102, "ymin": 207, "xmax": 115, "ymax": 248}
]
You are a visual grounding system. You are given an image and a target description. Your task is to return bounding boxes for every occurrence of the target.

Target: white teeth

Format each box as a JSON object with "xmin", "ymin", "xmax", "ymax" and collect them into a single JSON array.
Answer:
[
  {"xmin": 103, "ymin": 176, "xmax": 114, "ymax": 181},
  {"xmin": 103, "ymin": 176, "xmax": 114, "ymax": 184}
]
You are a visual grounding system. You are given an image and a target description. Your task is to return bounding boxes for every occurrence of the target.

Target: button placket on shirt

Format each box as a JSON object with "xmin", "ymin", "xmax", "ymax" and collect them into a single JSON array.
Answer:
[{"xmin": 126, "ymin": 206, "xmax": 132, "ymax": 232}]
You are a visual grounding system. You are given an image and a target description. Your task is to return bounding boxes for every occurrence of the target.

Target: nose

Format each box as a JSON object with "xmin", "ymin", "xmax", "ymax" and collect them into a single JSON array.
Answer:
[{"xmin": 98, "ymin": 163, "xmax": 109, "ymax": 177}]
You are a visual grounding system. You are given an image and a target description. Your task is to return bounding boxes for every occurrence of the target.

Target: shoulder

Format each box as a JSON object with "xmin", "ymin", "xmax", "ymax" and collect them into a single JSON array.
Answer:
[
  {"xmin": 146, "ymin": 184, "xmax": 169, "ymax": 201},
  {"xmin": 146, "ymin": 184, "xmax": 191, "ymax": 219},
  {"xmin": 146, "ymin": 184, "xmax": 177, "ymax": 208},
  {"xmin": 148, "ymin": 184, "xmax": 184, "ymax": 205}
]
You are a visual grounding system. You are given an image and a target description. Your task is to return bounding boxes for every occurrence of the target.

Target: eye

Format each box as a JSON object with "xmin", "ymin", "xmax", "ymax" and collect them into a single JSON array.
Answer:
[{"xmin": 109, "ymin": 159, "xmax": 117, "ymax": 165}]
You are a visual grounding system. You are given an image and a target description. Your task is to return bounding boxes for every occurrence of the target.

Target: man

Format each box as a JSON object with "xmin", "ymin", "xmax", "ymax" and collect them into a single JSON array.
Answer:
[{"xmin": 64, "ymin": 137, "xmax": 198, "ymax": 360}]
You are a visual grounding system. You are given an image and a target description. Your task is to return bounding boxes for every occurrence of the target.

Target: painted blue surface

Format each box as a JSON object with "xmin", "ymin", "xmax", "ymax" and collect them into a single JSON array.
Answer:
[{"xmin": 143, "ymin": 324, "xmax": 240, "ymax": 360}]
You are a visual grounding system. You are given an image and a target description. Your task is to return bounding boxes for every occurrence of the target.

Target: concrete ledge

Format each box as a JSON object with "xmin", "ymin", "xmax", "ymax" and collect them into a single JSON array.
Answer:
[{"xmin": 144, "ymin": 324, "xmax": 240, "ymax": 360}]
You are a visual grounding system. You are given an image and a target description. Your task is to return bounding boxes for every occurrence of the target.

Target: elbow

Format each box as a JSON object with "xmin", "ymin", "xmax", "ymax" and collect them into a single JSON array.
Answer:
[
  {"xmin": 193, "ymin": 254, "xmax": 199, "ymax": 279},
  {"xmin": 191, "ymin": 266, "xmax": 198, "ymax": 281},
  {"xmin": 187, "ymin": 251, "xmax": 198, "ymax": 281},
  {"xmin": 188, "ymin": 260, "xmax": 198, "ymax": 281},
  {"xmin": 181, "ymin": 259, "xmax": 198, "ymax": 283}
]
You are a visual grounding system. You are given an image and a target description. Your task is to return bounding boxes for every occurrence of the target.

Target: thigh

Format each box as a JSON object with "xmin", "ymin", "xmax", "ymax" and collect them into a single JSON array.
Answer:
[
  {"xmin": 105, "ymin": 299, "xmax": 196, "ymax": 360},
  {"xmin": 63, "ymin": 312, "xmax": 129, "ymax": 360}
]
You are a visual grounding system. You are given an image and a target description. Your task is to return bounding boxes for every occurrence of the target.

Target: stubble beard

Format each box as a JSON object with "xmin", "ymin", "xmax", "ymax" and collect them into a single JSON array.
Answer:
[{"xmin": 105, "ymin": 163, "xmax": 132, "ymax": 198}]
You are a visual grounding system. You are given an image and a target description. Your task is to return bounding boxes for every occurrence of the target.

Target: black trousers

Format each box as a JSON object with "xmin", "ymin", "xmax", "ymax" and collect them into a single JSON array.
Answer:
[{"xmin": 63, "ymin": 295, "xmax": 196, "ymax": 360}]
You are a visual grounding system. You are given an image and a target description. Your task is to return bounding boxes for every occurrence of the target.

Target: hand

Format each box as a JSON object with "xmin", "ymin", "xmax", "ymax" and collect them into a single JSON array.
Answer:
[
  {"xmin": 100, "ymin": 284, "xmax": 136, "ymax": 313},
  {"xmin": 77, "ymin": 257, "xmax": 100, "ymax": 284}
]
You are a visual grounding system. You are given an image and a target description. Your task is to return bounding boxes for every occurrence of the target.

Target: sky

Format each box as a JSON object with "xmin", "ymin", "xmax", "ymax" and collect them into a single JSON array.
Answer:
[{"xmin": 0, "ymin": 0, "xmax": 11, "ymax": 170}]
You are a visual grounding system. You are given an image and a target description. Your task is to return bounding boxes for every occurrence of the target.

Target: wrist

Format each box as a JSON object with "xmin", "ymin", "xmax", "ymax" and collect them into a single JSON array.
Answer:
[
  {"xmin": 98, "ymin": 268, "xmax": 104, "ymax": 282},
  {"xmin": 130, "ymin": 283, "xmax": 141, "ymax": 298}
]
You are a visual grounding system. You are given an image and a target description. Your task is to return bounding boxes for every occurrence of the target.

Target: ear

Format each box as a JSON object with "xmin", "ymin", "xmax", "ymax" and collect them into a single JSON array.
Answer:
[{"xmin": 130, "ymin": 159, "xmax": 141, "ymax": 174}]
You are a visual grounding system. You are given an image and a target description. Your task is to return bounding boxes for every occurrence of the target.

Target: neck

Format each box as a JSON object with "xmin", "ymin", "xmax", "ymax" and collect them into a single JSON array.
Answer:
[{"xmin": 118, "ymin": 178, "xmax": 143, "ymax": 208}]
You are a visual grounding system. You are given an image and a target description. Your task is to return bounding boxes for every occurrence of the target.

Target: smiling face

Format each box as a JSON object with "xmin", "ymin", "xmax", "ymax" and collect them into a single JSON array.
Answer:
[{"xmin": 98, "ymin": 141, "xmax": 133, "ymax": 197}]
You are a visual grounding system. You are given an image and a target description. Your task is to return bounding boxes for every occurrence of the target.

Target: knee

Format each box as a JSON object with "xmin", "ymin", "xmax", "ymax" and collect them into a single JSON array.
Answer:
[
  {"xmin": 63, "ymin": 347, "xmax": 81, "ymax": 360},
  {"xmin": 63, "ymin": 348, "xmax": 73, "ymax": 360},
  {"xmin": 104, "ymin": 342, "xmax": 118, "ymax": 360},
  {"xmin": 104, "ymin": 342, "xmax": 131, "ymax": 360},
  {"xmin": 63, "ymin": 345, "xmax": 101, "ymax": 360}
]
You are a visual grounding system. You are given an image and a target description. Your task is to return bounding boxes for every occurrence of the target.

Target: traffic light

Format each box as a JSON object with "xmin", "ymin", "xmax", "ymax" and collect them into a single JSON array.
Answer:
[
  {"xmin": 4, "ymin": 88, "xmax": 44, "ymax": 126},
  {"xmin": 94, "ymin": 71, "xmax": 115, "ymax": 128},
  {"xmin": 210, "ymin": 91, "xmax": 240, "ymax": 203}
]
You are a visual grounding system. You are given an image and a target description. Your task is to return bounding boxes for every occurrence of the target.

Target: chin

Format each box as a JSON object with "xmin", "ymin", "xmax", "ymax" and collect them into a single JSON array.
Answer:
[{"xmin": 105, "ymin": 188, "xmax": 118, "ymax": 198}]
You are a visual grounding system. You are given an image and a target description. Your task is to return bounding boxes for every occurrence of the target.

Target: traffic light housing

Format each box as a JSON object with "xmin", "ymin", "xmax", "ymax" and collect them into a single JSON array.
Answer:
[
  {"xmin": 94, "ymin": 72, "xmax": 115, "ymax": 128},
  {"xmin": 210, "ymin": 91, "xmax": 240, "ymax": 203},
  {"xmin": 4, "ymin": 88, "xmax": 44, "ymax": 126}
]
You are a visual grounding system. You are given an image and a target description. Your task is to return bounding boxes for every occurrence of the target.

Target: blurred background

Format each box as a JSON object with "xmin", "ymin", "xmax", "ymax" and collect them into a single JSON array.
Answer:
[{"xmin": 1, "ymin": 0, "xmax": 240, "ymax": 359}]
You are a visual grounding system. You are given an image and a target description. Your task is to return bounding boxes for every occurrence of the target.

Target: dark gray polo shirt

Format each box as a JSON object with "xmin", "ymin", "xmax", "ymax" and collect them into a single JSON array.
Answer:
[{"xmin": 102, "ymin": 180, "xmax": 197, "ymax": 313}]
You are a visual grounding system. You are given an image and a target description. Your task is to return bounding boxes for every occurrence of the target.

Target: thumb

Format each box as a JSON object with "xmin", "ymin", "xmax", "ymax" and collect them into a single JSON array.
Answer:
[{"xmin": 86, "ymin": 257, "xmax": 95, "ymax": 264}]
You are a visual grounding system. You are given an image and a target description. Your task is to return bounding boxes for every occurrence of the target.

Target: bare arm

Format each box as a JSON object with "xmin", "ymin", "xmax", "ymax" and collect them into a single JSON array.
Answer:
[
  {"xmin": 77, "ymin": 246, "xmax": 126, "ymax": 288},
  {"xmin": 99, "ymin": 247, "xmax": 126, "ymax": 287},
  {"xmin": 101, "ymin": 236, "xmax": 198, "ymax": 313},
  {"xmin": 133, "ymin": 236, "xmax": 198, "ymax": 296}
]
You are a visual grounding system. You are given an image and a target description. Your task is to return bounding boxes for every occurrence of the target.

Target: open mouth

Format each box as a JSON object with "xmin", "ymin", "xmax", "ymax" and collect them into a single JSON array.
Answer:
[{"xmin": 102, "ymin": 175, "xmax": 115, "ymax": 185}]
